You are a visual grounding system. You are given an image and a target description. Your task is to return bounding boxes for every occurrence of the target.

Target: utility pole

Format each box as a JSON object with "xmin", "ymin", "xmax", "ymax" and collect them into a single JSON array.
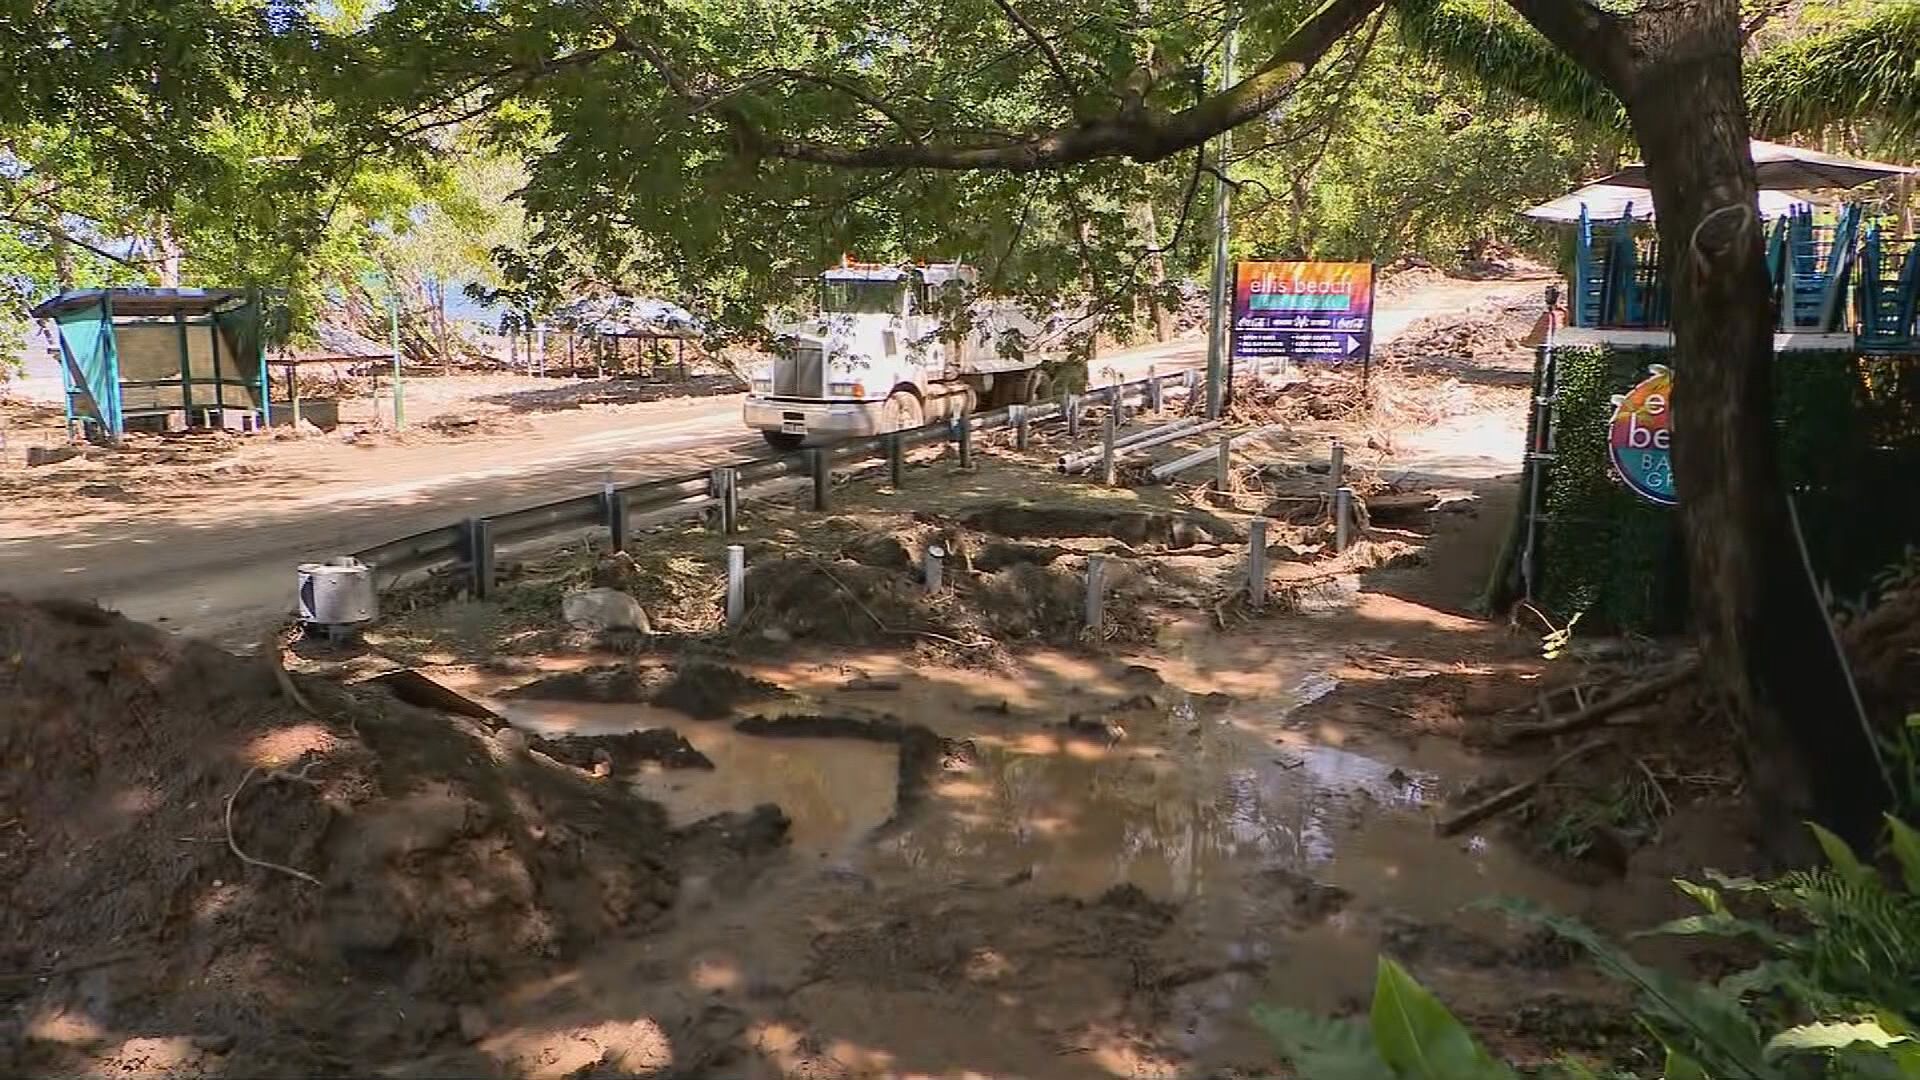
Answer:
[
  {"xmin": 389, "ymin": 296, "xmax": 405, "ymax": 429},
  {"xmin": 1204, "ymin": 19, "xmax": 1239, "ymax": 420}
]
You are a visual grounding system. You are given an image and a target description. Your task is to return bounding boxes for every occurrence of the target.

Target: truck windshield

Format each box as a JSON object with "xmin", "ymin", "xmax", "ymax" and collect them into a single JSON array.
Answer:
[{"xmin": 821, "ymin": 280, "xmax": 906, "ymax": 315}]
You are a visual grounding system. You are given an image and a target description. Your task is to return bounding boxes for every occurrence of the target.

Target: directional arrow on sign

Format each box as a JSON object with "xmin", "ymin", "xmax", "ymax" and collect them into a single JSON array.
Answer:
[{"xmin": 1344, "ymin": 334, "xmax": 1362, "ymax": 355}]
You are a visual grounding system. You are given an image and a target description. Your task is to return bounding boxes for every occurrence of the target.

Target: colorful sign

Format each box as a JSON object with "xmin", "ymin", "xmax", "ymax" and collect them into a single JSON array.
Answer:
[
  {"xmin": 1230, "ymin": 261, "xmax": 1375, "ymax": 365},
  {"xmin": 1607, "ymin": 366, "xmax": 1674, "ymax": 506}
]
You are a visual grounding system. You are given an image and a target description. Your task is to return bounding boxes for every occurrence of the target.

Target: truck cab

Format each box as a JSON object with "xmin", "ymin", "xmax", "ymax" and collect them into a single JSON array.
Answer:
[{"xmin": 743, "ymin": 261, "xmax": 1043, "ymax": 449}]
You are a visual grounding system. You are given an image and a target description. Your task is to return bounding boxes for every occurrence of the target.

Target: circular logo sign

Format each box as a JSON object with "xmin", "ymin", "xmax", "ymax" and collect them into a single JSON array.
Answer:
[{"xmin": 1607, "ymin": 366, "xmax": 1674, "ymax": 506}]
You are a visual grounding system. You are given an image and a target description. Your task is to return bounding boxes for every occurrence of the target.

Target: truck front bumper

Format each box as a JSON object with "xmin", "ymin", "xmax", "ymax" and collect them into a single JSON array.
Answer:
[{"xmin": 743, "ymin": 396, "xmax": 887, "ymax": 438}]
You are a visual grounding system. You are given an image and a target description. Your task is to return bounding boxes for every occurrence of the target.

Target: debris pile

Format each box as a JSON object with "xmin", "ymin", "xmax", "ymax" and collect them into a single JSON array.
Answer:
[{"xmin": 0, "ymin": 596, "xmax": 747, "ymax": 1076}]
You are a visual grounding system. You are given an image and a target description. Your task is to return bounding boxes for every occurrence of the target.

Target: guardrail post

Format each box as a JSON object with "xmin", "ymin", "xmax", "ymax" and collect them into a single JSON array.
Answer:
[
  {"xmin": 603, "ymin": 483, "xmax": 630, "ymax": 552},
  {"xmin": 887, "ymin": 432, "xmax": 905, "ymax": 489},
  {"xmin": 1328, "ymin": 439, "xmax": 1345, "ymax": 504},
  {"xmin": 1148, "ymin": 368, "xmax": 1164, "ymax": 413},
  {"xmin": 1216, "ymin": 438, "xmax": 1233, "ymax": 493},
  {"xmin": 1012, "ymin": 404, "xmax": 1030, "ymax": 451},
  {"xmin": 1186, "ymin": 370, "xmax": 1199, "ymax": 400},
  {"xmin": 726, "ymin": 544, "xmax": 746, "ymax": 625},
  {"xmin": 1085, "ymin": 553, "xmax": 1107, "ymax": 634},
  {"xmin": 1248, "ymin": 517, "xmax": 1269, "ymax": 609},
  {"xmin": 923, "ymin": 545, "xmax": 944, "ymax": 595},
  {"xmin": 1066, "ymin": 394, "xmax": 1082, "ymax": 439},
  {"xmin": 807, "ymin": 448, "xmax": 830, "ymax": 511},
  {"xmin": 957, "ymin": 417, "xmax": 975, "ymax": 471},
  {"xmin": 1335, "ymin": 486, "xmax": 1354, "ymax": 552},
  {"xmin": 1100, "ymin": 411, "xmax": 1117, "ymax": 486},
  {"xmin": 464, "ymin": 517, "xmax": 495, "ymax": 599}
]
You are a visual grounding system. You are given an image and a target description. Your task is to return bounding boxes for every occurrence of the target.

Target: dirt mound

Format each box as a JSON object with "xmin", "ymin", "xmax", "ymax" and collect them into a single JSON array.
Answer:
[
  {"xmin": 1845, "ymin": 583, "xmax": 1920, "ymax": 733},
  {"xmin": 651, "ymin": 661, "xmax": 786, "ymax": 720},
  {"xmin": 502, "ymin": 660, "xmax": 784, "ymax": 720},
  {"xmin": 957, "ymin": 502, "xmax": 1236, "ymax": 548},
  {"xmin": 529, "ymin": 729, "xmax": 714, "ymax": 773},
  {"xmin": 738, "ymin": 554, "xmax": 1161, "ymax": 649},
  {"xmin": 503, "ymin": 663, "xmax": 663, "ymax": 702},
  {"xmin": 0, "ymin": 597, "xmax": 691, "ymax": 1076}
]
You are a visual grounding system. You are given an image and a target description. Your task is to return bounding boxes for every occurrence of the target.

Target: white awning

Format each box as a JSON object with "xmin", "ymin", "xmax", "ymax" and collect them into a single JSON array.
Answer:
[
  {"xmin": 1597, "ymin": 139, "xmax": 1915, "ymax": 191},
  {"xmin": 1523, "ymin": 182, "xmax": 1812, "ymax": 224}
]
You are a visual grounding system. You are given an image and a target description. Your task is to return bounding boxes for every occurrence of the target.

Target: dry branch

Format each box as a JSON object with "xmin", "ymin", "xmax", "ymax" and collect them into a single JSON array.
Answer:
[
  {"xmin": 1437, "ymin": 738, "xmax": 1611, "ymax": 836},
  {"xmin": 1495, "ymin": 660, "xmax": 1697, "ymax": 744}
]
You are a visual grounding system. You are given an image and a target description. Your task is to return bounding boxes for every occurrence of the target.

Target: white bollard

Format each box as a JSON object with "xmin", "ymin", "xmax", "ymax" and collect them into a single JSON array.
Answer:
[
  {"xmin": 1101, "ymin": 412, "xmax": 1117, "ymax": 486},
  {"xmin": 1085, "ymin": 554, "xmax": 1108, "ymax": 633},
  {"xmin": 1248, "ymin": 517, "xmax": 1269, "ymax": 608},
  {"xmin": 1334, "ymin": 487, "xmax": 1354, "ymax": 552},
  {"xmin": 1329, "ymin": 439, "xmax": 1346, "ymax": 504},
  {"xmin": 726, "ymin": 544, "xmax": 746, "ymax": 624},
  {"xmin": 924, "ymin": 545, "xmax": 945, "ymax": 595},
  {"xmin": 1216, "ymin": 438, "xmax": 1233, "ymax": 493}
]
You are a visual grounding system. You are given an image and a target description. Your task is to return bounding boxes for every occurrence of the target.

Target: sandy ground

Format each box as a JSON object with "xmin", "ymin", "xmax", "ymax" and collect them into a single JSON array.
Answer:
[{"xmin": 0, "ymin": 272, "xmax": 1551, "ymax": 648}]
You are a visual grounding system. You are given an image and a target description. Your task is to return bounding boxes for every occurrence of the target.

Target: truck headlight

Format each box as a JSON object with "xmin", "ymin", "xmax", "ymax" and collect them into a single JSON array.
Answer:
[{"xmin": 829, "ymin": 381, "xmax": 867, "ymax": 399}]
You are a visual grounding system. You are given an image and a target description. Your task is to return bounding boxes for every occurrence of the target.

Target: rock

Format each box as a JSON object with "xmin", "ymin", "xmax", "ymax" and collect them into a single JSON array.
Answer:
[
  {"xmin": 493, "ymin": 727, "xmax": 528, "ymax": 754},
  {"xmin": 760, "ymin": 626, "xmax": 793, "ymax": 644},
  {"xmin": 192, "ymin": 1033, "xmax": 237, "ymax": 1055},
  {"xmin": 562, "ymin": 588, "xmax": 651, "ymax": 633},
  {"xmin": 26, "ymin": 445, "xmax": 81, "ymax": 467},
  {"xmin": 457, "ymin": 1005, "xmax": 490, "ymax": 1044}
]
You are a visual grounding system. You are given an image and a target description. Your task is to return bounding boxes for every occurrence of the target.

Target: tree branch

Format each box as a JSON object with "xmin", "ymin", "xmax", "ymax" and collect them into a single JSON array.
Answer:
[
  {"xmin": 743, "ymin": 0, "xmax": 1387, "ymax": 171},
  {"xmin": 1500, "ymin": 0, "xmax": 1635, "ymax": 94},
  {"xmin": 988, "ymin": 0, "xmax": 1084, "ymax": 105},
  {"xmin": 0, "ymin": 213, "xmax": 161, "ymax": 269}
]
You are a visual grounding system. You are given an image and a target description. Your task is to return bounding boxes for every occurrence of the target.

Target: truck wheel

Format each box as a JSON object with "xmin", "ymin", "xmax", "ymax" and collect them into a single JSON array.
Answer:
[
  {"xmin": 883, "ymin": 390, "xmax": 925, "ymax": 431},
  {"xmin": 761, "ymin": 431, "xmax": 805, "ymax": 451}
]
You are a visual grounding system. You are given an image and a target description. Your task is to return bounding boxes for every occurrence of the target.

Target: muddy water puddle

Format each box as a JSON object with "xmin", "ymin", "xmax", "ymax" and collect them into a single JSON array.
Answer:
[{"xmin": 441, "ymin": 659, "xmax": 1596, "ymax": 1077}]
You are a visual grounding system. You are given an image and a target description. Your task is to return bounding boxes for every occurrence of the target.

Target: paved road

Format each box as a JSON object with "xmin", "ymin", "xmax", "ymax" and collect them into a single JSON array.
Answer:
[
  {"xmin": 0, "ymin": 336, "xmax": 1212, "ymax": 646},
  {"xmin": 0, "ymin": 276, "xmax": 1537, "ymax": 646}
]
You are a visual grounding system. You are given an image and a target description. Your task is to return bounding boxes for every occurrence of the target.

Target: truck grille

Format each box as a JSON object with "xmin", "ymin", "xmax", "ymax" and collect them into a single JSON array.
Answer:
[{"xmin": 775, "ymin": 343, "xmax": 825, "ymax": 397}]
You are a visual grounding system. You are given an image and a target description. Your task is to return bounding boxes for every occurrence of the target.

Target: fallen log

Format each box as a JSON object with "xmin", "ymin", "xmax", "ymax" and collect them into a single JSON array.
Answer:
[
  {"xmin": 1494, "ymin": 660, "xmax": 1698, "ymax": 744},
  {"xmin": 1437, "ymin": 738, "xmax": 1612, "ymax": 836}
]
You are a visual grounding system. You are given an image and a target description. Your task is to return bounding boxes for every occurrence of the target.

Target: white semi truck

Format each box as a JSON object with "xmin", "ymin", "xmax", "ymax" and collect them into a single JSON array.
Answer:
[{"xmin": 743, "ymin": 261, "xmax": 1055, "ymax": 449}]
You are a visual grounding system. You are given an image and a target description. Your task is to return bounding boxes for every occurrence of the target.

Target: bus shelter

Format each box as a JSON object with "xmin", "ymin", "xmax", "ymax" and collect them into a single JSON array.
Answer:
[{"xmin": 30, "ymin": 288, "xmax": 272, "ymax": 441}]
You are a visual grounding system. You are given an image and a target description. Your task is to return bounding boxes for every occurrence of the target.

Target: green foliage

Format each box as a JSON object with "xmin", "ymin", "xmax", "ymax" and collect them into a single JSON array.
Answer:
[
  {"xmin": 1538, "ymin": 346, "xmax": 1686, "ymax": 632},
  {"xmin": 1647, "ymin": 820, "xmax": 1920, "ymax": 1022},
  {"xmin": 1747, "ymin": 4, "xmax": 1920, "ymax": 142},
  {"xmin": 1393, "ymin": 0, "xmax": 1625, "ymax": 131},
  {"xmin": 1257, "ymin": 820, "xmax": 1920, "ymax": 1079},
  {"xmin": 1230, "ymin": 31, "xmax": 1603, "ymax": 267},
  {"xmin": 1254, "ymin": 957, "xmax": 1517, "ymax": 1080},
  {"xmin": 1539, "ymin": 347, "xmax": 1920, "ymax": 633}
]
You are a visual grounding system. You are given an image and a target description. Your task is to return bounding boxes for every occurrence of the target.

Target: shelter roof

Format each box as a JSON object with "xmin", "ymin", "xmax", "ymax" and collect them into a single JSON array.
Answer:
[{"xmin": 30, "ymin": 287, "xmax": 247, "ymax": 320}]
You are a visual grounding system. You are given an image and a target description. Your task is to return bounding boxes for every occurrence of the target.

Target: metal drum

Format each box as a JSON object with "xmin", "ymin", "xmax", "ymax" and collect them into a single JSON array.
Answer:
[{"xmin": 297, "ymin": 558, "xmax": 376, "ymax": 627}]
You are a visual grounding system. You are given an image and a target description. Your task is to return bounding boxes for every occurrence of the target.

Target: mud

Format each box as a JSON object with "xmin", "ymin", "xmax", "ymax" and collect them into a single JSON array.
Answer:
[
  {"xmin": 956, "ymin": 502, "xmax": 1238, "ymax": 548},
  {"xmin": 738, "ymin": 553, "xmax": 1160, "ymax": 649},
  {"xmin": 528, "ymin": 728, "xmax": 715, "ymax": 773},
  {"xmin": 0, "ymin": 595, "xmax": 756, "ymax": 1078},
  {"xmin": 501, "ymin": 660, "xmax": 783, "ymax": 719}
]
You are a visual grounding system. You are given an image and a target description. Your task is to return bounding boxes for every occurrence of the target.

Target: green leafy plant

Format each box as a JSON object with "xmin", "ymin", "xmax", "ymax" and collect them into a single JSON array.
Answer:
[
  {"xmin": 1646, "ymin": 817, "xmax": 1920, "ymax": 1022},
  {"xmin": 1257, "ymin": 818, "xmax": 1920, "ymax": 1078},
  {"xmin": 1254, "ymin": 956, "xmax": 1519, "ymax": 1080}
]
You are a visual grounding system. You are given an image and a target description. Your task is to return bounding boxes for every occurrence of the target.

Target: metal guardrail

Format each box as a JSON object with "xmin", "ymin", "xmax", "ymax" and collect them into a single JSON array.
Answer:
[{"xmin": 349, "ymin": 371, "xmax": 1195, "ymax": 596}]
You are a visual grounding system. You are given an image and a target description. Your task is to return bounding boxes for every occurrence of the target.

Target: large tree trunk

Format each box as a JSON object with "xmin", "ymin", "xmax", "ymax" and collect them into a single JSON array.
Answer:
[{"xmin": 1622, "ymin": 0, "xmax": 1887, "ymax": 848}]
